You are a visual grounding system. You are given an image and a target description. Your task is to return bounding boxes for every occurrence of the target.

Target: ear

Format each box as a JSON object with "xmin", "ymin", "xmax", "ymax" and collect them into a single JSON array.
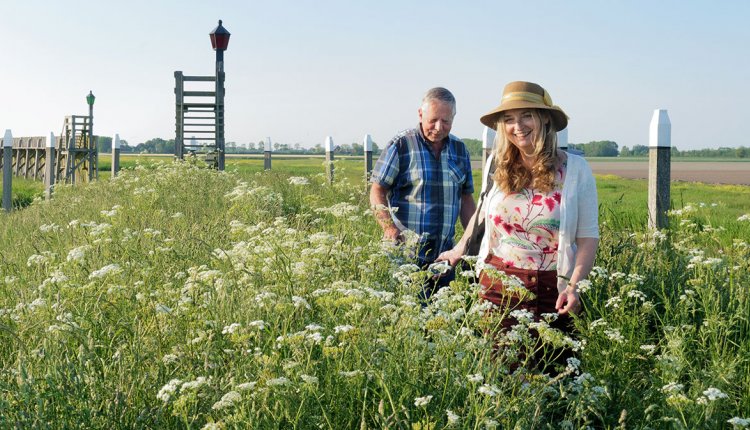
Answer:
[{"xmin": 418, "ymin": 107, "xmax": 424, "ymax": 122}]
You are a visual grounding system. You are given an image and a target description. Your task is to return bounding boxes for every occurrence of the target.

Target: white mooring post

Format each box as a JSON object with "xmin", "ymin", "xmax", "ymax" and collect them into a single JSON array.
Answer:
[
  {"xmin": 45, "ymin": 132, "xmax": 56, "ymax": 200},
  {"xmin": 481, "ymin": 126, "xmax": 496, "ymax": 190},
  {"xmin": 112, "ymin": 134, "xmax": 121, "ymax": 177},
  {"xmin": 648, "ymin": 109, "xmax": 671, "ymax": 230},
  {"xmin": 325, "ymin": 136, "xmax": 335, "ymax": 184},
  {"xmin": 264, "ymin": 137, "xmax": 272, "ymax": 170},
  {"xmin": 363, "ymin": 134, "xmax": 373, "ymax": 183},
  {"xmin": 2, "ymin": 129, "xmax": 13, "ymax": 212},
  {"xmin": 557, "ymin": 128, "xmax": 569, "ymax": 152}
]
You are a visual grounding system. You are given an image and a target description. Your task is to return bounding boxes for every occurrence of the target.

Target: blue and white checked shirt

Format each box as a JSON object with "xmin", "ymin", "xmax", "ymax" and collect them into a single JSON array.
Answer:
[{"xmin": 371, "ymin": 126, "xmax": 474, "ymax": 262}]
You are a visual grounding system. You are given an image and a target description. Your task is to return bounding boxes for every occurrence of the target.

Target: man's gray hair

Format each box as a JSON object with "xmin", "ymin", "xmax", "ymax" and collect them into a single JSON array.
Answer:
[{"xmin": 422, "ymin": 87, "xmax": 456, "ymax": 114}]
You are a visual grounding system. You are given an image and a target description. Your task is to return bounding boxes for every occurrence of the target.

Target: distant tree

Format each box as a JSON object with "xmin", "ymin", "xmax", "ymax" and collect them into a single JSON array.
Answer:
[
  {"xmin": 737, "ymin": 146, "xmax": 749, "ymax": 158},
  {"xmin": 97, "ymin": 136, "xmax": 112, "ymax": 153},
  {"xmin": 631, "ymin": 145, "xmax": 649, "ymax": 156},
  {"xmin": 461, "ymin": 138, "xmax": 483, "ymax": 158}
]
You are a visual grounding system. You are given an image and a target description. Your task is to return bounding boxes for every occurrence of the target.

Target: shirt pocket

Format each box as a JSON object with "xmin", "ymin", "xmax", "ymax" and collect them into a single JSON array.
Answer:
[{"xmin": 447, "ymin": 158, "xmax": 467, "ymax": 185}]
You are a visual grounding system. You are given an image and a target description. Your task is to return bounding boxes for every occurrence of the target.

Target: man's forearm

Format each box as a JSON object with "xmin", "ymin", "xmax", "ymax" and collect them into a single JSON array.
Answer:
[{"xmin": 370, "ymin": 183, "xmax": 398, "ymax": 232}]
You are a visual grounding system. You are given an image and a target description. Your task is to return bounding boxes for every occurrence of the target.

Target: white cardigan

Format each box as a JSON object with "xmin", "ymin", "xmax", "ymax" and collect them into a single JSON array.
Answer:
[{"xmin": 477, "ymin": 153, "xmax": 599, "ymax": 292}]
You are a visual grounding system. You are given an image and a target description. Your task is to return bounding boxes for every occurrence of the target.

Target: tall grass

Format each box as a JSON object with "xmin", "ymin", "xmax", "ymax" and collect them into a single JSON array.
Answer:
[{"xmin": 1, "ymin": 159, "xmax": 749, "ymax": 428}]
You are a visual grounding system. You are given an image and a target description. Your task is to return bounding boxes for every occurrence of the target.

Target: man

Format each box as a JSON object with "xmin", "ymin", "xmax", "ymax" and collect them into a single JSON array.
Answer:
[{"xmin": 370, "ymin": 87, "xmax": 476, "ymax": 298}]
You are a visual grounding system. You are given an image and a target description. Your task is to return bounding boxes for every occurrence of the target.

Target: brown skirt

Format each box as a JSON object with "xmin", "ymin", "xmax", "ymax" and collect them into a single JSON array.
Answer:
[{"xmin": 478, "ymin": 254, "xmax": 574, "ymax": 373}]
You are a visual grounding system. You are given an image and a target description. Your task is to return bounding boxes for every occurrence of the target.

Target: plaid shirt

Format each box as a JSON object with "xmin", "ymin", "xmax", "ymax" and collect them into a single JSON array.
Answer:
[{"xmin": 371, "ymin": 126, "xmax": 474, "ymax": 262}]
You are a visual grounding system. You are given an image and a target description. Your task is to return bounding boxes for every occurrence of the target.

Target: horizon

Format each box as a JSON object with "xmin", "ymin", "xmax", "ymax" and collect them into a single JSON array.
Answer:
[{"xmin": 2, "ymin": 1, "xmax": 749, "ymax": 151}]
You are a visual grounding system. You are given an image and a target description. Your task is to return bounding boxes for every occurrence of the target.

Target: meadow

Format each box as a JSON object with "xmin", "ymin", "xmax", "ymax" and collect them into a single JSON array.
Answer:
[{"xmin": 1, "ymin": 156, "xmax": 750, "ymax": 428}]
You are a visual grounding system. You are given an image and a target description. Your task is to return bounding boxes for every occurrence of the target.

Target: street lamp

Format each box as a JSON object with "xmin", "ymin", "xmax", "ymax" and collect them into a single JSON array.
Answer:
[
  {"xmin": 86, "ymin": 90, "xmax": 95, "ymax": 107},
  {"xmin": 209, "ymin": 20, "xmax": 231, "ymax": 65},
  {"xmin": 209, "ymin": 20, "xmax": 230, "ymax": 171}
]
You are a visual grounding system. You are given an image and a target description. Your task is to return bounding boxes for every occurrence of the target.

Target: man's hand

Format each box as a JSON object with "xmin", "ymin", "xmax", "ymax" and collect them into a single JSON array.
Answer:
[{"xmin": 383, "ymin": 225, "xmax": 404, "ymax": 244}]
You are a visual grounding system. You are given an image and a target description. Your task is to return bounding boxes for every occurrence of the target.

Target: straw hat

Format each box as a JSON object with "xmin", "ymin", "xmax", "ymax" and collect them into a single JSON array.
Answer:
[{"xmin": 480, "ymin": 81, "xmax": 568, "ymax": 131}]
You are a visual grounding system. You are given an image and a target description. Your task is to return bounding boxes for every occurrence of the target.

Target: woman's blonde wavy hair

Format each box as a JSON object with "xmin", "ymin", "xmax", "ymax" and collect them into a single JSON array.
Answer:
[{"xmin": 492, "ymin": 109, "xmax": 560, "ymax": 194}]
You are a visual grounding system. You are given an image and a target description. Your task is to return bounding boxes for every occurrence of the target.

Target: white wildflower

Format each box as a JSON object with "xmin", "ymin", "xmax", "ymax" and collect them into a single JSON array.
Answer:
[
  {"xmin": 266, "ymin": 377, "xmax": 291, "ymax": 387},
  {"xmin": 89, "ymin": 264, "xmax": 122, "ymax": 279},
  {"xmin": 478, "ymin": 384, "xmax": 501, "ymax": 397},
  {"xmin": 181, "ymin": 376, "xmax": 209, "ymax": 391},
  {"xmin": 728, "ymin": 417, "xmax": 750, "ymax": 427},
  {"xmin": 414, "ymin": 395, "xmax": 433, "ymax": 407},
  {"xmin": 212, "ymin": 390, "xmax": 242, "ymax": 410},
  {"xmin": 248, "ymin": 320, "xmax": 265, "ymax": 330},
  {"xmin": 467, "ymin": 373, "xmax": 484, "ymax": 383},
  {"xmin": 300, "ymin": 374, "xmax": 319, "ymax": 385},
  {"xmin": 703, "ymin": 387, "xmax": 728, "ymax": 401},
  {"xmin": 157, "ymin": 379, "xmax": 182, "ymax": 402},
  {"xmin": 292, "ymin": 296, "xmax": 311, "ymax": 309},
  {"xmin": 604, "ymin": 328, "xmax": 624, "ymax": 343},
  {"xmin": 288, "ymin": 176, "xmax": 309, "ymax": 185},
  {"xmin": 661, "ymin": 382, "xmax": 684, "ymax": 394},
  {"xmin": 236, "ymin": 382, "xmax": 257, "ymax": 391},
  {"xmin": 222, "ymin": 323, "xmax": 241, "ymax": 335},
  {"xmin": 446, "ymin": 409, "xmax": 460, "ymax": 426},
  {"xmin": 67, "ymin": 245, "xmax": 91, "ymax": 262},
  {"xmin": 334, "ymin": 325, "xmax": 354, "ymax": 334}
]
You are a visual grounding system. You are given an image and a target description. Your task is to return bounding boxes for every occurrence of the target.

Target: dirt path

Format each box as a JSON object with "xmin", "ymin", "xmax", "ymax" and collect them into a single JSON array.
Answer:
[{"xmin": 471, "ymin": 160, "xmax": 750, "ymax": 185}]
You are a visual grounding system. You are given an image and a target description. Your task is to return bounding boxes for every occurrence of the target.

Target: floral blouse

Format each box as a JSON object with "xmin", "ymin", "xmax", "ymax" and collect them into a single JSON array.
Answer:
[{"xmin": 486, "ymin": 164, "xmax": 566, "ymax": 270}]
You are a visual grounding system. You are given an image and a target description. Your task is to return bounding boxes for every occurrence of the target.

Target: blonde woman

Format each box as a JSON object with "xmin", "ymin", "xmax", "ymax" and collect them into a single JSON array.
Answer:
[{"xmin": 437, "ymin": 81, "xmax": 599, "ymax": 371}]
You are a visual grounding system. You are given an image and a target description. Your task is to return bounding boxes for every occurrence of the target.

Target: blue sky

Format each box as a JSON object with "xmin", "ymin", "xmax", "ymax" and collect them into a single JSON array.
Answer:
[{"xmin": 1, "ymin": 0, "xmax": 748, "ymax": 150}]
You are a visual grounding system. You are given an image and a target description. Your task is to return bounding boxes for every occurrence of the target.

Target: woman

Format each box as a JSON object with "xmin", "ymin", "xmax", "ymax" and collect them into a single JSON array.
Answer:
[{"xmin": 437, "ymin": 81, "xmax": 599, "ymax": 371}]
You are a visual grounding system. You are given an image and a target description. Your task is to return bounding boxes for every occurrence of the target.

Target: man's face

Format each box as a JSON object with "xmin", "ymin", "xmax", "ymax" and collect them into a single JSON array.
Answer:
[{"xmin": 419, "ymin": 100, "xmax": 455, "ymax": 144}]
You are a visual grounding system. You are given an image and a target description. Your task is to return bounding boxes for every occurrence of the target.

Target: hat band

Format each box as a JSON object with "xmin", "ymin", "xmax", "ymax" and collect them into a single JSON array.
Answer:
[{"xmin": 501, "ymin": 91, "xmax": 553, "ymax": 108}]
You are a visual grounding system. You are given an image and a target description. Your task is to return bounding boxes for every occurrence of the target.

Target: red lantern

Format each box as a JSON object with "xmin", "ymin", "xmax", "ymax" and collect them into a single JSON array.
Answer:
[{"xmin": 209, "ymin": 20, "xmax": 231, "ymax": 51}]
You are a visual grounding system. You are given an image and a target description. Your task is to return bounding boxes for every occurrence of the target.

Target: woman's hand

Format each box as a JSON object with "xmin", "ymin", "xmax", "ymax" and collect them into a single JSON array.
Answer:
[
  {"xmin": 555, "ymin": 286, "xmax": 581, "ymax": 315},
  {"xmin": 436, "ymin": 246, "xmax": 464, "ymax": 267}
]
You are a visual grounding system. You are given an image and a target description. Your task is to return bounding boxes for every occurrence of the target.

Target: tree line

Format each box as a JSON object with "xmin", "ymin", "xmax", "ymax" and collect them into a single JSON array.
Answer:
[
  {"xmin": 97, "ymin": 136, "xmax": 748, "ymax": 159},
  {"xmin": 96, "ymin": 137, "xmax": 382, "ymax": 156}
]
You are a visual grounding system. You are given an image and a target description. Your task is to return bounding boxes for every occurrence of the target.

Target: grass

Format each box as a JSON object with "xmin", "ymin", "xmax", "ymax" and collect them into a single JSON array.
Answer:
[{"xmin": 1, "ymin": 157, "xmax": 749, "ymax": 428}]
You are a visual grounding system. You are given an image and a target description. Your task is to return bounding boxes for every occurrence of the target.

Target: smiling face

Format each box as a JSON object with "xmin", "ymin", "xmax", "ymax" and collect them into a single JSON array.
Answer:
[
  {"xmin": 419, "ymin": 100, "xmax": 455, "ymax": 144},
  {"xmin": 501, "ymin": 108, "xmax": 548, "ymax": 156}
]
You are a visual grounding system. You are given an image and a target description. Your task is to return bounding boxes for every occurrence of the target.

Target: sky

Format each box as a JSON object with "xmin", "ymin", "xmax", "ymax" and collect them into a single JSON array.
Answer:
[{"xmin": 1, "ymin": 0, "xmax": 749, "ymax": 151}]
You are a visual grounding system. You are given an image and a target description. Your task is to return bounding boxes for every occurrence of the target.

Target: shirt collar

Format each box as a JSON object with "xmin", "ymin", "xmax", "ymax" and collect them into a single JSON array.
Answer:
[{"xmin": 417, "ymin": 123, "xmax": 452, "ymax": 149}]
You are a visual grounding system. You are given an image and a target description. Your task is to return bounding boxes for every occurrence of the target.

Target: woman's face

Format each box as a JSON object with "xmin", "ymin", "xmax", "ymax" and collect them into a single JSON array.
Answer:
[{"xmin": 501, "ymin": 108, "xmax": 547, "ymax": 156}]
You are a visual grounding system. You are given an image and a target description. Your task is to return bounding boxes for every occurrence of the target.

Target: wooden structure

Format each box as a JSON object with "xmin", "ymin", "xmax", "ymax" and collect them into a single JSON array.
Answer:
[
  {"xmin": 0, "ymin": 117, "xmax": 97, "ymax": 185},
  {"xmin": 174, "ymin": 71, "xmax": 224, "ymax": 168}
]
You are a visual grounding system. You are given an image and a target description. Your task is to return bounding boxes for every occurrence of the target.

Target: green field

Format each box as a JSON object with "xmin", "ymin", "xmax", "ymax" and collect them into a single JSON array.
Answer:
[{"xmin": 2, "ymin": 156, "xmax": 750, "ymax": 428}]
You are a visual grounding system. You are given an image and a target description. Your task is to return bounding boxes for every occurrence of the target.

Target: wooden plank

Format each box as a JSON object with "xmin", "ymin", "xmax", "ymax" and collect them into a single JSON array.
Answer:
[
  {"xmin": 183, "ymin": 75, "xmax": 216, "ymax": 81},
  {"xmin": 183, "ymin": 130, "xmax": 216, "ymax": 134},
  {"xmin": 184, "ymin": 91, "xmax": 216, "ymax": 97}
]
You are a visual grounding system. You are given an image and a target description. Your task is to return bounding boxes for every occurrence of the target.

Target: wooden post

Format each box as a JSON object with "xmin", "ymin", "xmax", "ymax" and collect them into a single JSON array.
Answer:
[
  {"xmin": 264, "ymin": 137, "xmax": 272, "ymax": 170},
  {"xmin": 174, "ymin": 71, "xmax": 184, "ymax": 160},
  {"xmin": 216, "ymin": 69, "xmax": 226, "ymax": 171},
  {"xmin": 325, "ymin": 136, "xmax": 334, "ymax": 184},
  {"xmin": 648, "ymin": 109, "xmax": 671, "ymax": 230},
  {"xmin": 45, "ymin": 132, "xmax": 56, "ymax": 200},
  {"xmin": 363, "ymin": 134, "xmax": 373, "ymax": 183},
  {"xmin": 2, "ymin": 130, "xmax": 12, "ymax": 212},
  {"xmin": 88, "ymin": 93, "xmax": 95, "ymax": 181},
  {"xmin": 557, "ymin": 128, "xmax": 568, "ymax": 152},
  {"xmin": 481, "ymin": 126, "xmax": 496, "ymax": 191},
  {"xmin": 112, "ymin": 134, "xmax": 121, "ymax": 177}
]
